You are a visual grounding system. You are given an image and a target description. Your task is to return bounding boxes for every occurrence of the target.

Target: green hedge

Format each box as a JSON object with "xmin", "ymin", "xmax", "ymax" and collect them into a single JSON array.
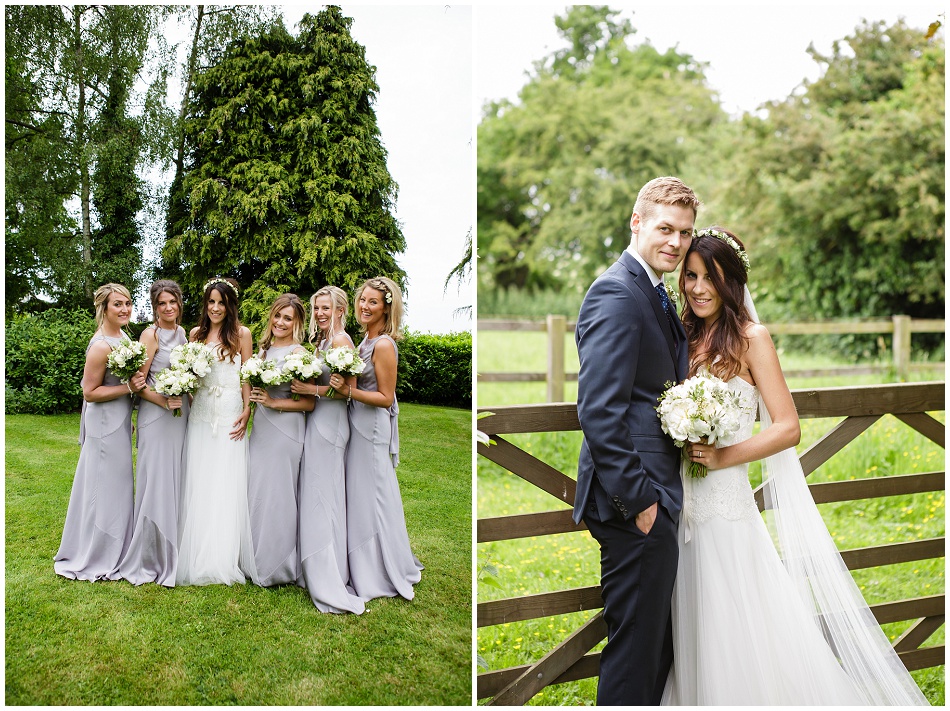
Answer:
[
  {"xmin": 396, "ymin": 331, "xmax": 472, "ymax": 409},
  {"xmin": 6, "ymin": 308, "xmax": 97, "ymax": 415},
  {"xmin": 5, "ymin": 310, "xmax": 472, "ymax": 413}
]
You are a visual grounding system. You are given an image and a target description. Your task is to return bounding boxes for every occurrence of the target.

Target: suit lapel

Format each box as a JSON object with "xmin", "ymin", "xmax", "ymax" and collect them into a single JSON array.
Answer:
[{"xmin": 619, "ymin": 252, "xmax": 677, "ymax": 361}]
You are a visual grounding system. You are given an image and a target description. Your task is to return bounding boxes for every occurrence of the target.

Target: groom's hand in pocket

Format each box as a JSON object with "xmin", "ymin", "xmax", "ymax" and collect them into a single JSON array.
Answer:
[{"xmin": 635, "ymin": 502, "xmax": 658, "ymax": 535}]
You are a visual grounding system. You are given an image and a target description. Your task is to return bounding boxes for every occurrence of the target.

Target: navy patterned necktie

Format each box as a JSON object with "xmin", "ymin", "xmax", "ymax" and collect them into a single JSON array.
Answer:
[{"xmin": 655, "ymin": 283, "xmax": 675, "ymax": 329}]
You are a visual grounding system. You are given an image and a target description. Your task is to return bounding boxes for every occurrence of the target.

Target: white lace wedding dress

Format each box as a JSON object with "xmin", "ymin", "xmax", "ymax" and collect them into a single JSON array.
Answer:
[
  {"xmin": 661, "ymin": 376, "xmax": 866, "ymax": 705},
  {"xmin": 176, "ymin": 343, "xmax": 258, "ymax": 586}
]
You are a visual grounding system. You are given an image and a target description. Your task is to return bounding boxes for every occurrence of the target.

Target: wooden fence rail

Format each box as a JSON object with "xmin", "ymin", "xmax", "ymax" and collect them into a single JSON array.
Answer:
[
  {"xmin": 476, "ymin": 382, "xmax": 945, "ymax": 704},
  {"xmin": 478, "ymin": 316, "xmax": 946, "ymax": 402}
]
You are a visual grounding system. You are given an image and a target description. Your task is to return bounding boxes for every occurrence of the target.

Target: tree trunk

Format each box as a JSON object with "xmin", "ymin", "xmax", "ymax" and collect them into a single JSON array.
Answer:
[
  {"xmin": 73, "ymin": 6, "xmax": 93, "ymax": 301},
  {"xmin": 175, "ymin": 4, "xmax": 203, "ymax": 176}
]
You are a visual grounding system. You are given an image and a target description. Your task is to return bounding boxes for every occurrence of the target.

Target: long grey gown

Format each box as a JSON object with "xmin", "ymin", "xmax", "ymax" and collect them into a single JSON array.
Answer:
[
  {"xmin": 247, "ymin": 344, "xmax": 304, "ymax": 586},
  {"xmin": 345, "ymin": 334, "xmax": 423, "ymax": 601},
  {"xmin": 297, "ymin": 336, "xmax": 365, "ymax": 614},
  {"xmin": 54, "ymin": 333, "xmax": 135, "ymax": 581},
  {"xmin": 117, "ymin": 325, "xmax": 188, "ymax": 587}
]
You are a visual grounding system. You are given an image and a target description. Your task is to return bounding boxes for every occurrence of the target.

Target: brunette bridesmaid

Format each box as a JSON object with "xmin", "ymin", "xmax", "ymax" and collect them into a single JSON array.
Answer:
[
  {"xmin": 334, "ymin": 277, "xmax": 422, "ymax": 601},
  {"xmin": 247, "ymin": 293, "xmax": 314, "ymax": 586},
  {"xmin": 55, "ymin": 283, "xmax": 146, "ymax": 581},
  {"xmin": 117, "ymin": 280, "xmax": 188, "ymax": 586},
  {"xmin": 291, "ymin": 286, "xmax": 365, "ymax": 613}
]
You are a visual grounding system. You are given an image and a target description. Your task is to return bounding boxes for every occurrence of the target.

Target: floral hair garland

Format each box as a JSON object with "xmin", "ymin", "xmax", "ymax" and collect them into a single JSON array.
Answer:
[
  {"xmin": 203, "ymin": 277, "xmax": 239, "ymax": 297},
  {"xmin": 696, "ymin": 229, "xmax": 750, "ymax": 273}
]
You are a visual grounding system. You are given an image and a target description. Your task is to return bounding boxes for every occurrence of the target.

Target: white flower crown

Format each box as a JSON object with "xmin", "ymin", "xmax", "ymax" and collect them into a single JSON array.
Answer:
[
  {"xmin": 204, "ymin": 278, "xmax": 239, "ymax": 297},
  {"xmin": 696, "ymin": 229, "xmax": 750, "ymax": 273}
]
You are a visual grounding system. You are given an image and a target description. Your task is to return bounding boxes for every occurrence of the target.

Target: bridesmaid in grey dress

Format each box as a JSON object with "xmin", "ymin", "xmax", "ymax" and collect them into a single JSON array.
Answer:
[
  {"xmin": 332, "ymin": 277, "xmax": 423, "ymax": 601},
  {"xmin": 291, "ymin": 285, "xmax": 365, "ymax": 614},
  {"xmin": 247, "ymin": 293, "xmax": 314, "ymax": 586},
  {"xmin": 117, "ymin": 280, "xmax": 188, "ymax": 587},
  {"xmin": 55, "ymin": 283, "xmax": 147, "ymax": 581}
]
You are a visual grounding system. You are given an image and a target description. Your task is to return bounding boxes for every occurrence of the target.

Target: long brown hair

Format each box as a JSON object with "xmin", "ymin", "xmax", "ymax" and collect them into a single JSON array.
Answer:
[
  {"xmin": 258, "ymin": 293, "xmax": 306, "ymax": 353},
  {"xmin": 678, "ymin": 227, "xmax": 751, "ymax": 380},
  {"xmin": 149, "ymin": 279, "xmax": 184, "ymax": 326},
  {"xmin": 194, "ymin": 278, "xmax": 243, "ymax": 362}
]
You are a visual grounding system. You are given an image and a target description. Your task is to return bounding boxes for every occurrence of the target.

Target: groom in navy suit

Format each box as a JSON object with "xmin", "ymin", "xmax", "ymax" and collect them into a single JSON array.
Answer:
[{"xmin": 574, "ymin": 176, "xmax": 699, "ymax": 705}]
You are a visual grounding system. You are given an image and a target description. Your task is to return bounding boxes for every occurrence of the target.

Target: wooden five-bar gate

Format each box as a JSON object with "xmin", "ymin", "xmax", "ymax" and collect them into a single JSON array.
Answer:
[{"xmin": 476, "ymin": 381, "xmax": 945, "ymax": 704}]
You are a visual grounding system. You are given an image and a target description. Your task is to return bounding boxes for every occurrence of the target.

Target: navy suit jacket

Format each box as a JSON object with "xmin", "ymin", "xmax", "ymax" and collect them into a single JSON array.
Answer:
[{"xmin": 573, "ymin": 250, "xmax": 688, "ymax": 525}]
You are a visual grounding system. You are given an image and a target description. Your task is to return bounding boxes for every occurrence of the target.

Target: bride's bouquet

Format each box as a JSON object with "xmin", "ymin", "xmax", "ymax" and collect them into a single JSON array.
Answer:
[
  {"xmin": 107, "ymin": 338, "xmax": 148, "ymax": 383},
  {"xmin": 656, "ymin": 372, "xmax": 743, "ymax": 478},
  {"xmin": 320, "ymin": 345, "xmax": 365, "ymax": 399},
  {"xmin": 153, "ymin": 367, "xmax": 199, "ymax": 417},
  {"xmin": 281, "ymin": 350, "xmax": 321, "ymax": 400},
  {"xmin": 169, "ymin": 341, "xmax": 214, "ymax": 378}
]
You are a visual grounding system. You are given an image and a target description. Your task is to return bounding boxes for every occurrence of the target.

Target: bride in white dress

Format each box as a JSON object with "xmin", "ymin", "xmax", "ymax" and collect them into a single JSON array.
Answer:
[
  {"xmin": 661, "ymin": 229, "xmax": 927, "ymax": 705},
  {"xmin": 177, "ymin": 278, "xmax": 258, "ymax": 586}
]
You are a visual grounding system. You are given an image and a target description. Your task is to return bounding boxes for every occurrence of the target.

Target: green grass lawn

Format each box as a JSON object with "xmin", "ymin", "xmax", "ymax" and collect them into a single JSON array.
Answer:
[
  {"xmin": 6, "ymin": 403, "xmax": 472, "ymax": 706},
  {"xmin": 476, "ymin": 334, "xmax": 944, "ymax": 705}
]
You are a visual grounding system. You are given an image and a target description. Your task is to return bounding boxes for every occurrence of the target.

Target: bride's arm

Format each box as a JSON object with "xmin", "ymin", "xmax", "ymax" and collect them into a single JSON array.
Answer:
[{"xmin": 688, "ymin": 324, "xmax": 801, "ymax": 470}]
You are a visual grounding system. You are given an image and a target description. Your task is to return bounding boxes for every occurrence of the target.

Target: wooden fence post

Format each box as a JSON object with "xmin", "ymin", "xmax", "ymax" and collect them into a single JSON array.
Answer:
[
  {"xmin": 546, "ymin": 314, "xmax": 566, "ymax": 402},
  {"xmin": 893, "ymin": 315, "xmax": 912, "ymax": 380}
]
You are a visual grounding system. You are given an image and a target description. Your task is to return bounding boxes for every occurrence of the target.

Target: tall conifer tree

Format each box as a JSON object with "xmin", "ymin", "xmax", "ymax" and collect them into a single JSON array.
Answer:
[{"xmin": 165, "ymin": 7, "xmax": 406, "ymax": 328}]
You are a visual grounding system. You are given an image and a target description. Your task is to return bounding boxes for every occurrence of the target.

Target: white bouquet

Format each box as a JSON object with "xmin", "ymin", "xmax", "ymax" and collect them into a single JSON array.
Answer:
[
  {"xmin": 656, "ymin": 371, "xmax": 743, "ymax": 478},
  {"xmin": 169, "ymin": 341, "xmax": 214, "ymax": 378},
  {"xmin": 281, "ymin": 350, "xmax": 321, "ymax": 400},
  {"xmin": 240, "ymin": 355, "xmax": 290, "ymax": 427},
  {"xmin": 320, "ymin": 345, "xmax": 365, "ymax": 398},
  {"xmin": 153, "ymin": 367, "xmax": 199, "ymax": 417},
  {"xmin": 107, "ymin": 338, "xmax": 148, "ymax": 383},
  {"xmin": 240, "ymin": 355, "xmax": 290, "ymax": 389}
]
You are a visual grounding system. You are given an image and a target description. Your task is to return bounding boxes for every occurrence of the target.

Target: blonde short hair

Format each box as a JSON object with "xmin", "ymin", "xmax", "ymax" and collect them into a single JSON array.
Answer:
[
  {"xmin": 632, "ymin": 176, "xmax": 702, "ymax": 222},
  {"xmin": 93, "ymin": 283, "xmax": 132, "ymax": 329},
  {"xmin": 355, "ymin": 276, "xmax": 404, "ymax": 340}
]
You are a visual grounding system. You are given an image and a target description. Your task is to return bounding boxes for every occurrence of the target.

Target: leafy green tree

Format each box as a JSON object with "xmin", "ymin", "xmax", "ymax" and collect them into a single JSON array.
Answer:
[
  {"xmin": 712, "ymin": 20, "xmax": 944, "ymax": 323},
  {"xmin": 90, "ymin": 7, "xmax": 150, "ymax": 297},
  {"xmin": 477, "ymin": 5, "xmax": 722, "ymax": 292},
  {"xmin": 5, "ymin": 5, "xmax": 171, "ymax": 310},
  {"xmin": 165, "ymin": 7, "xmax": 406, "ymax": 330},
  {"xmin": 5, "ymin": 5, "xmax": 80, "ymax": 310}
]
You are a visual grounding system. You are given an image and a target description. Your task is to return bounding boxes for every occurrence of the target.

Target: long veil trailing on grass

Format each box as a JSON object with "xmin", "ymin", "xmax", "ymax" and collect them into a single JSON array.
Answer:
[{"xmin": 744, "ymin": 286, "xmax": 928, "ymax": 705}]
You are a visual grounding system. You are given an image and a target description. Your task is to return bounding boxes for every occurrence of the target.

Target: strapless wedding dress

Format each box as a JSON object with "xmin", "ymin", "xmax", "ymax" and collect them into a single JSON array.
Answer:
[
  {"xmin": 661, "ymin": 376, "xmax": 865, "ymax": 705},
  {"xmin": 177, "ymin": 343, "xmax": 257, "ymax": 586}
]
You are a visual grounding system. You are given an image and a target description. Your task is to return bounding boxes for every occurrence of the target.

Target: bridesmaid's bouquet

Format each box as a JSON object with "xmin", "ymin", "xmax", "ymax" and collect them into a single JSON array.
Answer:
[
  {"xmin": 153, "ymin": 367, "xmax": 199, "ymax": 417},
  {"xmin": 107, "ymin": 338, "xmax": 148, "ymax": 383},
  {"xmin": 169, "ymin": 341, "xmax": 214, "ymax": 378},
  {"xmin": 281, "ymin": 350, "xmax": 321, "ymax": 400},
  {"xmin": 656, "ymin": 372, "xmax": 743, "ymax": 478},
  {"xmin": 240, "ymin": 356, "xmax": 291, "ymax": 426},
  {"xmin": 320, "ymin": 345, "xmax": 365, "ymax": 399}
]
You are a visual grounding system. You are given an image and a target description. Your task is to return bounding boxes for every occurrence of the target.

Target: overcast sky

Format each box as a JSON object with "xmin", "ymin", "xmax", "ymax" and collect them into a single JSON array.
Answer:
[{"xmin": 475, "ymin": 3, "xmax": 943, "ymax": 116}]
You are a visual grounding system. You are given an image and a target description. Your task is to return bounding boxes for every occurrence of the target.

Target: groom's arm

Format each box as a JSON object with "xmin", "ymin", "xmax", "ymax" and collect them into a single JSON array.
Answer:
[{"xmin": 576, "ymin": 277, "xmax": 660, "ymax": 522}]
